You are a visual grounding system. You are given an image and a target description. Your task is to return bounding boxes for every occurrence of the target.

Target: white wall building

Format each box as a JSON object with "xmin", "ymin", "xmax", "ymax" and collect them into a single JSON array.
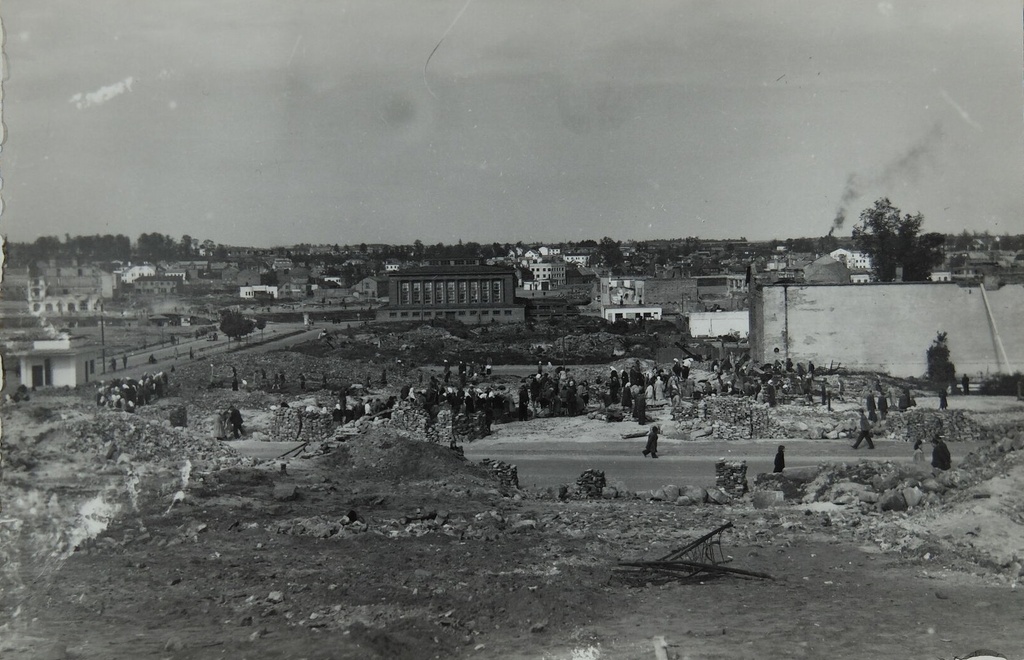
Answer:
[
  {"xmin": 117, "ymin": 263, "xmax": 157, "ymax": 284},
  {"xmin": 240, "ymin": 285, "xmax": 279, "ymax": 299},
  {"xmin": 529, "ymin": 261, "xmax": 567, "ymax": 287},
  {"xmin": 829, "ymin": 248, "xmax": 874, "ymax": 270}
]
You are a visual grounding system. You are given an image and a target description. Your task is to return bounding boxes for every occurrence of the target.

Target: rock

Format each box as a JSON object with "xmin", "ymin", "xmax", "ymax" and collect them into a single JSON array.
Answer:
[
  {"xmin": 680, "ymin": 485, "xmax": 708, "ymax": 503},
  {"xmin": 919, "ymin": 478, "xmax": 943, "ymax": 493},
  {"xmin": 937, "ymin": 470, "xmax": 964, "ymax": 489},
  {"xmin": 661, "ymin": 485, "xmax": 681, "ymax": 500},
  {"xmin": 530, "ymin": 620, "xmax": 548, "ymax": 633},
  {"xmin": 878, "ymin": 490, "xmax": 908, "ymax": 512},
  {"xmin": 781, "ymin": 466, "xmax": 820, "ymax": 483},
  {"xmin": 511, "ymin": 519, "xmax": 537, "ymax": 531},
  {"xmin": 273, "ymin": 483, "xmax": 299, "ymax": 502},
  {"xmin": 752, "ymin": 491, "xmax": 784, "ymax": 509},
  {"xmin": 267, "ymin": 591, "xmax": 285, "ymax": 603},
  {"xmin": 674, "ymin": 495, "xmax": 701, "ymax": 506},
  {"xmin": 902, "ymin": 486, "xmax": 924, "ymax": 508},
  {"xmin": 601, "ymin": 487, "xmax": 618, "ymax": 499},
  {"xmin": 705, "ymin": 488, "xmax": 733, "ymax": 505}
]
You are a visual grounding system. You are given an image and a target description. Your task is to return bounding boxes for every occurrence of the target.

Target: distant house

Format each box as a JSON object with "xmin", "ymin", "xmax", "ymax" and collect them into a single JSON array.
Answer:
[
  {"xmin": 240, "ymin": 285, "xmax": 279, "ymax": 299},
  {"xmin": 354, "ymin": 276, "xmax": 390, "ymax": 300},
  {"xmin": 131, "ymin": 276, "xmax": 183, "ymax": 296},
  {"xmin": 117, "ymin": 263, "xmax": 158, "ymax": 284},
  {"xmin": 384, "ymin": 259, "xmax": 402, "ymax": 272},
  {"xmin": 10, "ymin": 335, "xmax": 103, "ymax": 389}
]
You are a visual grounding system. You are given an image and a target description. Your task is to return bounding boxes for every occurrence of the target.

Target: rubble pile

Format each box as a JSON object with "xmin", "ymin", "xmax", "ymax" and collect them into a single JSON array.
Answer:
[
  {"xmin": 715, "ymin": 459, "xmax": 749, "ymax": 497},
  {"xmin": 574, "ymin": 469, "xmax": 607, "ymax": 499},
  {"xmin": 588, "ymin": 404, "xmax": 625, "ymax": 422},
  {"xmin": 884, "ymin": 409, "xmax": 984, "ymax": 444},
  {"xmin": 452, "ymin": 411, "xmax": 490, "ymax": 443},
  {"xmin": 64, "ymin": 415, "xmax": 239, "ymax": 463},
  {"xmin": 272, "ymin": 514, "xmax": 368, "ymax": 539},
  {"xmin": 270, "ymin": 407, "xmax": 336, "ymax": 442},
  {"xmin": 478, "ymin": 459, "xmax": 520, "ymax": 489}
]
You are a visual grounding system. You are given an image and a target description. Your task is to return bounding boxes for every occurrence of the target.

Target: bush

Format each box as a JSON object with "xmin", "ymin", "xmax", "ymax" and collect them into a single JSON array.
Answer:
[{"xmin": 979, "ymin": 373, "xmax": 1023, "ymax": 396}]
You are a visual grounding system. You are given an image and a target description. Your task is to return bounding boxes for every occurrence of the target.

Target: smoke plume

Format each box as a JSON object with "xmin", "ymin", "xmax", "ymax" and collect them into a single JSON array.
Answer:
[{"xmin": 831, "ymin": 124, "xmax": 943, "ymax": 232}]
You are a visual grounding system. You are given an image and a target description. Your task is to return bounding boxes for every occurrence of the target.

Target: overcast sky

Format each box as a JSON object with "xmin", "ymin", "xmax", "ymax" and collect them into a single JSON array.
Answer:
[{"xmin": 1, "ymin": 0, "xmax": 1022, "ymax": 248}]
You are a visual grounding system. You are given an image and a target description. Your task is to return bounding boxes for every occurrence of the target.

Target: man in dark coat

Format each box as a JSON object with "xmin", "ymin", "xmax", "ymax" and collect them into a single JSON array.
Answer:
[
  {"xmin": 642, "ymin": 425, "xmax": 659, "ymax": 458},
  {"xmin": 228, "ymin": 405, "xmax": 244, "ymax": 438},
  {"xmin": 773, "ymin": 445, "xmax": 786, "ymax": 473},
  {"xmin": 931, "ymin": 436, "xmax": 952, "ymax": 471}
]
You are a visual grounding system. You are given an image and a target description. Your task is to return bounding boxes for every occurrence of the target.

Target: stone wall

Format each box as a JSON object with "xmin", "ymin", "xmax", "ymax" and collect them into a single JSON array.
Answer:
[
  {"xmin": 270, "ymin": 407, "xmax": 336, "ymax": 442},
  {"xmin": 884, "ymin": 409, "xmax": 985, "ymax": 444}
]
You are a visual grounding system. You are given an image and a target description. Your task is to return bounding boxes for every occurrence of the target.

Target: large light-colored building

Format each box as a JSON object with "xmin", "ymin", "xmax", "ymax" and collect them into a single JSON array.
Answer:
[
  {"xmin": 27, "ymin": 262, "xmax": 116, "ymax": 316},
  {"xmin": 377, "ymin": 261, "xmax": 524, "ymax": 324},
  {"xmin": 529, "ymin": 261, "xmax": 567, "ymax": 288}
]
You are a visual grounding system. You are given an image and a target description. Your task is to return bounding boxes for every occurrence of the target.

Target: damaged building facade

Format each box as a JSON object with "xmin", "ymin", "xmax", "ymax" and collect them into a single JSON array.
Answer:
[{"xmin": 749, "ymin": 281, "xmax": 1023, "ymax": 377}]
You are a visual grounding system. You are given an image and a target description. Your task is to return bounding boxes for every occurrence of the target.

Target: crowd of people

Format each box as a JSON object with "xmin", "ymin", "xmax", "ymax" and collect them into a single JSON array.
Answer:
[{"xmin": 95, "ymin": 372, "xmax": 171, "ymax": 412}]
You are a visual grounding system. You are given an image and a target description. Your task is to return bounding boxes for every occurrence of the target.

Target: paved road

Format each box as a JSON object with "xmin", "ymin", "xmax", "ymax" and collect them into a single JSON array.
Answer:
[{"xmin": 463, "ymin": 437, "xmax": 986, "ymax": 492}]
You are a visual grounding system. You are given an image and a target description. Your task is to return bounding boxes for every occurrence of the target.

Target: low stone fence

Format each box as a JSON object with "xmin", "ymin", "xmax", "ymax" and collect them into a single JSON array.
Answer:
[
  {"xmin": 270, "ymin": 407, "xmax": 336, "ymax": 442},
  {"xmin": 884, "ymin": 409, "xmax": 984, "ymax": 444}
]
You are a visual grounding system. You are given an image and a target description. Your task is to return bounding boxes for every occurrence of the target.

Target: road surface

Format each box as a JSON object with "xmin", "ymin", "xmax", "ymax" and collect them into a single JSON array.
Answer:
[{"xmin": 462, "ymin": 435, "xmax": 986, "ymax": 492}]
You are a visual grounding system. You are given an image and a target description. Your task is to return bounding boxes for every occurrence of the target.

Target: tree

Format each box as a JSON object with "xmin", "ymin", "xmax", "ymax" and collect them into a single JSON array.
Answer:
[
  {"xmin": 179, "ymin": 234, "xmax": 194, "ymax": 258},
  {"xmin": 255, "ymin": 318, "xmax": 267, "ymax": 340},
  {"xmin": 597, "ymin": 237, "xmax": 624, "ymax": 270},
  {"xmin": 852, "ymin": 198, "xmax": 945, "ymax": 281},
  {"xmin": 926, "ymin": 332, "xmax": 956, "ymax": 385},
  {"xmin": 219, "ymin": 310, "xmax": 256, "ymax": 342}
]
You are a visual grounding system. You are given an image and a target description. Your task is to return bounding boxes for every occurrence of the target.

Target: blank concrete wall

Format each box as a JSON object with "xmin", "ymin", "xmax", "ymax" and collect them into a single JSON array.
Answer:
[{"xmin": 752, "ymin": 283, "xmax": 1024, "ymax": 377}]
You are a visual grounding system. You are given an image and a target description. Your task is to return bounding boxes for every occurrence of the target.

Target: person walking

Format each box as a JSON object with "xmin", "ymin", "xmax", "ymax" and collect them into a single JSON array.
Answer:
[
  {"xmin": 518, "ymin": 382, "xmax": 530, "ymax": 422},
  {"xmin": 228, "ymin": 405, "xmax": 244, "ymax": 438},
  {"xmin": 642, "ymin": 425, "xmax": 659, "ymax": 458},
  {"xmin": 773, "ymin": 445, "xmax": 785, "ymax": 472},
  {"xmin": 931, "ymin": 435, "xmax": 952, "ymax": 471},
  {"xmin": 961, "ymin": 374, "xmax": 970, "ymax": 395},
  {"xmin": 939, "ymin": 386, "xmax": 948, "ymax": 410},
  {"xmin": 852, "ymin": 408, "xmax": 875, "ymax": 449}
]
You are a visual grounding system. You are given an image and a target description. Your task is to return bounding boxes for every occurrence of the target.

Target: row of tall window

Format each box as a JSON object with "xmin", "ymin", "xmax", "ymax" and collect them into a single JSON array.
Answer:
[{"xmin": 398, "ymin": 279, "xmax": 505, "ymax": 306}]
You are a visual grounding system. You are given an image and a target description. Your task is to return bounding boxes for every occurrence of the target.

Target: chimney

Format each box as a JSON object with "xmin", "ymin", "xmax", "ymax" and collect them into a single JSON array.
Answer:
[{"xmin": 895, "ymin": 266, "xmax": 904, "ymax": 282}]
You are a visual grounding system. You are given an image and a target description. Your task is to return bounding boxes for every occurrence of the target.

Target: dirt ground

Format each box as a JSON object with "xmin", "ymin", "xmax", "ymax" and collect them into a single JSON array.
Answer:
[{"xmin": 3, "ymin": 346, "xmax": 1024, "ymax": 659}]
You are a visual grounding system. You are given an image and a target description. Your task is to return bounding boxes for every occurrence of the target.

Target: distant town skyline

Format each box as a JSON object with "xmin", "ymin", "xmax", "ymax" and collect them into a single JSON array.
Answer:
[{"xmin": 1, "ymin": 1, "xmax": 1022, "ymax": 248}]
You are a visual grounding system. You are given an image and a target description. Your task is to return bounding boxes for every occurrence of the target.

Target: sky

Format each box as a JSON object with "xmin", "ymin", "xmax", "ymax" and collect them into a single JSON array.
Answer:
[{"xmin": 1, "ymin": 0, "xmax": 1022, "ymax": 248}]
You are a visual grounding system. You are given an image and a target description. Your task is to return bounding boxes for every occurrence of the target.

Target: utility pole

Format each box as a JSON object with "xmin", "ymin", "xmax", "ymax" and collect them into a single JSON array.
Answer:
[{"xmin": 100, "ymin": 299, "xmax": 106, "ymax": 374}]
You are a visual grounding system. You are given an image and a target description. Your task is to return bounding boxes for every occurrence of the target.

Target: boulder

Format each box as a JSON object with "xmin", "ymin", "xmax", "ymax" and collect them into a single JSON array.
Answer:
[
  {"xmin": 601, "ymin": 487, "xmax": 619, "ymax": 500},
  {"xmin": 273, "ymin": 483, "xmax": 299, "ymax": 502},
  {"xmin": 781, "ymin": 466, "xmax": 821, "ymax": 483},
  {"xmin": 902, "ymin": 486, "xmax": 924, "ymax": 508},
  {"xmin": 661, "ymin": 485, "xmax": 681, "ymax": 500},
  {"xmin": 681, "ymin": 485, "xmax": 708, "ymax": 503},
  {"xmin": 752, "ymin": 491, "xmax": 784, "ymax": 509},
  {"xmin": 674, "ymin": 495, "xmax": 701, "ymax": 506},
  {"xmin": 878, "ymin": 490, "xmax": 908, "ymax": 512},
  {"xmin": 705, "ymin": 488, "xmax": 733, "ymax": 505},
  {"xmin": 937, "ymin": 469, "xmax": 964, "ymax": 489},
  {"xmin": 919, "ymin": 478, "xmax": 943, "ymax": 493}
]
